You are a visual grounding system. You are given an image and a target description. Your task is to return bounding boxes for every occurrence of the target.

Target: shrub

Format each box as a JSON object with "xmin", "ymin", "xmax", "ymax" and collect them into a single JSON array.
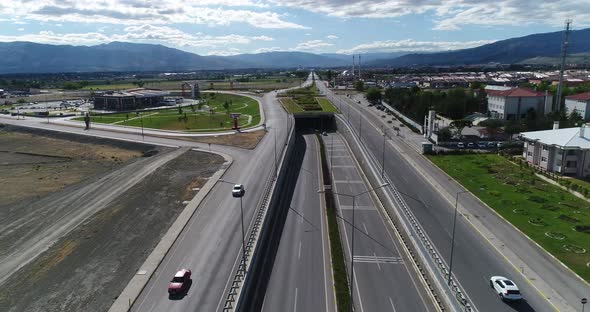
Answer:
[{"xmin": 528, "ymin": 195, "xmax": 547, "ymax": 203}]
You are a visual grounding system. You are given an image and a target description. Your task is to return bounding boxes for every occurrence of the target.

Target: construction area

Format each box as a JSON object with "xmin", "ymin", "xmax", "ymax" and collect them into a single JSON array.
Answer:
[{"xmin": 0, "ymin": 125, "xmax": 224, "ymax": 312}]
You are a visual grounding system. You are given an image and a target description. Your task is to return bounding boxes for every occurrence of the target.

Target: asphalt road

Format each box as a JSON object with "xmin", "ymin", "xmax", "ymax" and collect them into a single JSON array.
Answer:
[
  {"xmin": 0, "ymin": 85, "xmax": 294, "ymax": 312},
  {"xmin": 262, "ymin": 134, "xmax": 336, "ymax": 312},
  {"xmin": 324, "ymin": 133, "xmax": 435, "ymax": 312},
  {"xmin": 317, "ymin": 81, "xmax": 561, "ymax": 312}
]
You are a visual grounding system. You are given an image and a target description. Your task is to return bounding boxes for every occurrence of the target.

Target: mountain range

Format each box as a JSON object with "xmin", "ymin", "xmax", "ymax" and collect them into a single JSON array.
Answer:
[{"xmin": 0, "ymin": 28, "xmax": 589, "ymax": 73}]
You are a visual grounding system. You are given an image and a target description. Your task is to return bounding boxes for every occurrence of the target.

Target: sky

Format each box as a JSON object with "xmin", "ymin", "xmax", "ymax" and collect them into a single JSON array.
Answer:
[{"xmin": 0, "ymin": 0, "xmax": 589, "ymax": 56}]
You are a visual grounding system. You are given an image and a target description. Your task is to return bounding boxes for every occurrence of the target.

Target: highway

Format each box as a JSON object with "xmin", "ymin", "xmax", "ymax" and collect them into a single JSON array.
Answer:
[
  {"xmin": 1, "ymin": 87, "xmax": 293, "ymax": 312},
  {"xmin": 317, "ymin": 81, "xmax": 563, "ymax": 312},
  {"xmin": 262, "ymin": 134, "xmax": 336, "ymax": 312},
  {"xmin": 324, "ymin": 132, "xmax": 435, "ymax": 312}
]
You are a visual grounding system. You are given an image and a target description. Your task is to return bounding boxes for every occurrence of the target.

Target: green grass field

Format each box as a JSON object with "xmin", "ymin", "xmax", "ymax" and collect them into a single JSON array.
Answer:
[
  {"xmin": 82, "ymin": 77, "xmax": 303, "ymax": 91},
  {"xmin": 317, "ymin": 98, "xmax": 339, "ymax": 113},
  {"xmin": 75, "ymin": 93, "xmax": 260, "ymax": 132},
  {"xmin": 428, "ymin": 154, "xmax": 590, "ymax": 282}
]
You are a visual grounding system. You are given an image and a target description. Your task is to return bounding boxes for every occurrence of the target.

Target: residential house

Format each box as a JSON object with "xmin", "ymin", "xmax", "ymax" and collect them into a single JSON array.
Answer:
[
  {"xmin": 565, "ymin": 92, "xmax": 590, "ymax": 120},
  {"xmin": 521, "ymin": 124, "xmax": 590, "ymax": 178},
  {"xmin": 486, "ymin": 87, "xmax": 553, "ymax": 120}
]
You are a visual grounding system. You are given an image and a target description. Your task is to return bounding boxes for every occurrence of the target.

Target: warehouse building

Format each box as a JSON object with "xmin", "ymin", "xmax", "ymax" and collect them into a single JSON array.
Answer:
[{"xmin": 93, "ymin": 88, "xmax": 169, "ymax": 111}]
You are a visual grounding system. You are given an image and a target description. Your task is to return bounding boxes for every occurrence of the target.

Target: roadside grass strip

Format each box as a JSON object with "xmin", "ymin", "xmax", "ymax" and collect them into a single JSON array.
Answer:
[
  {"xmin": 316, "ymin": 98, "xmax": 340, "ymax": 113},
  {"xmin": 428, "ymin": 154, "xmax": 590, "ymax": 282},
  {"xmin": 73, "ymin": 93, "xmax": 260, "ymax": 132},
  {"xmin": 317, "ymin": 134, "xmax": 352, "ymax": 312}
]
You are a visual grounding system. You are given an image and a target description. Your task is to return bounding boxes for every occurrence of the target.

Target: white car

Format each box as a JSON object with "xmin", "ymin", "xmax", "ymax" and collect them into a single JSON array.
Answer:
[
  {"xmin": 232, "ymin": 184, "xmax": 245, "ymax": 198},
  {"xmin": 490, "ymin": 276, "xmax": 523, "ymax": 301}
]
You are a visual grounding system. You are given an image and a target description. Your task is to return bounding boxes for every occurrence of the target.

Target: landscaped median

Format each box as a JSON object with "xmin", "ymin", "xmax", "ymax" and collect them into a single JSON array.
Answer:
[
  {"xmin": 427, "ymin": 153, "xmax": 590, "ymax": 282},
  {"xmin": 317, "ymin": 133, "xmax": 351, "ymax": 312},
  {"xmin": 74, "ymin": 93, "xmax": 260, "ymax": 132},
  {"xmin": 278, "ymin": 82, "xmax": 339, "ymax": 114}
]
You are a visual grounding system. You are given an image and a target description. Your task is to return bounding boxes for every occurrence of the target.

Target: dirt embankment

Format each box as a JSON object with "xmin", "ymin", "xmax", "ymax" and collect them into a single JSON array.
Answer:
[
  {"xmin": 0, "ymin": 125, "xmax": 154, "ymax": 206},
  {"xmin": 0, "ymin": 150, "xmax": 224, "ymax": 312}
]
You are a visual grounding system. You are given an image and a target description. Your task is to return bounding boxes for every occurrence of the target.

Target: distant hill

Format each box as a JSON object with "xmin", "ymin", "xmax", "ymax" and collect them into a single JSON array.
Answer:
[
  {"xmin": 0, "ymin": 41, "xmax": 248, "ymax": 73},
  {"xmin": 520, "ymin": 53, "xmax": 590, "ymax": 65},
  {"xmin": 369, "ymin": 28, "xmax": 590, "ymax": 67},
  {"xmin": 225, "ymin": 51, "xmax": 347, "ymax": 68},
  {"xmin": 2, "ymin": 27, "xmax": 590, "ymax": 73}
]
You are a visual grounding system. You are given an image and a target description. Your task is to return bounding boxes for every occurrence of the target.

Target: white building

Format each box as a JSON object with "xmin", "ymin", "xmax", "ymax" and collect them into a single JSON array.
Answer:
[
  {"xmin": 486, "ymin": 87, "xmax": 552, "ymax": 120},
  {"xmin": 565, "ymin": 92, "xmax": 590, "ymax": 120},
  {"xmin": 521, "ymin": 124, "xmax": 590, "ymax": 178}
]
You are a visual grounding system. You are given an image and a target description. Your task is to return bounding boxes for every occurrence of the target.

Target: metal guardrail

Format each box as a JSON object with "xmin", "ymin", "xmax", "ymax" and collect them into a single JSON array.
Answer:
[
  {"xmin": 222, "ymin": 169, "xmax": 275, "ymax": 310},
  {"xmin": 222, "ymin": 118, "xmax": 295, "ymax": 311},
  {"xmin": 335, "ymin": 115, "xmax": 474, "ymax": 312}
]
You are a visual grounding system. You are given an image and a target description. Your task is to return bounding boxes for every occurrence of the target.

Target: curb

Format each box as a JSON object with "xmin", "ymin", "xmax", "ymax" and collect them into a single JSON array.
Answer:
[{"xmin": 108, "ymin": 150, "xmax": 233, "ymax": 312}]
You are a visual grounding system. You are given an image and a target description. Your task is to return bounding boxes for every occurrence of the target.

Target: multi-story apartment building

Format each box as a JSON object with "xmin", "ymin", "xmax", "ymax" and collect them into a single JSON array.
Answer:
[
  {"xmin": 486, "ymin": 87, "xmax": 552, "ymax": 120},
  {"xmin": 521, "ymin": 124, "xmax": 590, "ymax": 178}
]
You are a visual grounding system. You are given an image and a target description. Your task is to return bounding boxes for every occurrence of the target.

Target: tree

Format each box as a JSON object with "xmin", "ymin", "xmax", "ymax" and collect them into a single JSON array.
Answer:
[
  {"xmin": 449, "ymin": 119, "xmax": 473, "ymax": 140},
  {"xmin": 567, "ymin": 108, "xmax": 584, "ymax": 127},
  {"xmin": 479, "ymin": 119, "xmax": 503, "ymax": 140},
  {"xmin": 17, "ymin": 98, "xmax": 26, "ymax": 104},
  {"xmin": 134, "ymin": 80, "xmax": 145, "ymax": 88},
  {"xmin": 504, "ymin": 120, "xmax": 522, "ymax": 142},
  {"xmin": 437, "ymin": 127, "xmax": 453, "ymax": 141},
  {"xmin": 355, "ymin": 81, "xmax": 365, "ymax": 92},
  {"xmin": 178, "ymin": 105, "xmax": 183, "ymax": 115},
  {"xmin": 223, "ymin": 100, "xmax": 230, "ymax": 115},
  {"xmin": 365, "ymin": 88, "xmax": 382, "ymax": 105}
]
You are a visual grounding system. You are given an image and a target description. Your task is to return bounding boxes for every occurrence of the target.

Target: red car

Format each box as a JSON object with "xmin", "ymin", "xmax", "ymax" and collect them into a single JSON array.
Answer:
[{"xmin": 168, "ymin": 269, "xmax": 191, "ymax": 295}]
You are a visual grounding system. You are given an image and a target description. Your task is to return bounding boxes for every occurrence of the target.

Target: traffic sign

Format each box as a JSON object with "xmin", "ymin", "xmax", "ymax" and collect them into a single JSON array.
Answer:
[{"xmin": 583, "ymin": 298, "xmax": 588, "ymax": 304}]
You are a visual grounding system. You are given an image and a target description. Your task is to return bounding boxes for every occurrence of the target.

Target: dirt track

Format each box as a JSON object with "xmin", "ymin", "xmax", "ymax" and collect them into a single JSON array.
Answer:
[{"xmin": 0, "ymin": 125, "xmax": 224, "ymax": 312}]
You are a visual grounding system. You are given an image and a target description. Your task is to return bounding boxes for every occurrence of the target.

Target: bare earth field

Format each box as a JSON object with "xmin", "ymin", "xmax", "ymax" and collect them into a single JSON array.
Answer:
[
  {"xmin": 0, "ymin": 125, "xmax": 224, "ymax": 312},
  {"xmin": 163, "ymin": 129, "xmax": 267, "ymax": 149}
]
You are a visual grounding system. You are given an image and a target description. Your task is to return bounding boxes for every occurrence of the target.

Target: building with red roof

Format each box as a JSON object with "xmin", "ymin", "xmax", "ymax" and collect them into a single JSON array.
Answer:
[
  {"xmin": 565, "ymin": 92, "xmax": 590, "ymax": 120},
  {"xmin": 486, "ymin": 87, "xmax": 552, "ymax": 120}
]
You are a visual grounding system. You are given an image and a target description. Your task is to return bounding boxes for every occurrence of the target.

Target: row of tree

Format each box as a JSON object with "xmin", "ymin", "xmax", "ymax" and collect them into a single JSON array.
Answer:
[{"xmin": 383, "ymin": 86, "xmax": 485, "ymax": 121}]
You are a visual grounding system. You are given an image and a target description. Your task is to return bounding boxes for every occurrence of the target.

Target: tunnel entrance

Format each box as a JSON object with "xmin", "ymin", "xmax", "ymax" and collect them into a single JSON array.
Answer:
[{"xmin": 293, "ymin": 113, "xmax": 336, "ymax": 133}]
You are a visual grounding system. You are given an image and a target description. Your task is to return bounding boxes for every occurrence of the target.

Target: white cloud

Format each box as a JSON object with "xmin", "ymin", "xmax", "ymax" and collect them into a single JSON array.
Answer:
[
  {"xmin": 326, "ymin": 35, "xmax": 338, "ymax": 40},
  {"xmin": 17, "ymin": 28, "xmax": 24, "ymax": 31},
  {"xmin": 338, "ymin": 39, "xmax": 495, "ymax": 54},
  {"xmin": 0, "ymin": 0, "xmax": 307, "ymax": 29},
  {"xmin": 270, "ymin": 0, "xmax": 590, "ymax": 30},
  {"xmin": 206, "ymin": 48, "xmax": 242, "ymax": 56},
  {"xmin": 0, "ymin": 25, "xmax": 276, "ymax": 50},
  {"xmin": 252, "ymin": 46, "xmax": 283, "ymax": 53},
  {"xmin": 294, "ymin": 39, "xmax": 333, "ymax": 51}
]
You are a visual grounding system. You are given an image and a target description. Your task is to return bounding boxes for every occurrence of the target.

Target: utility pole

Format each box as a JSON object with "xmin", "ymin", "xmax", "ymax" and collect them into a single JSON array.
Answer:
[{"xmin": 555, "ymin": 19, "xmax": 572, "ymax": 112}]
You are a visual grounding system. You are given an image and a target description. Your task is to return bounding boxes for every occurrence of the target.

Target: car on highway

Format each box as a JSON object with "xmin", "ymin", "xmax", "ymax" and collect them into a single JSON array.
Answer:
[
  {"xmin": 232, "ymin": 184, "xmax": 245, "ymax": 198},
  {"xmin": 457, "ymin": 142, "xmax": 465, "ymax": 148},
  {"xmin": 490, "ymin": 276, "xmax": 522, "ymax": 301},
  {"xmin": 168, "ymin": 269, "xmax": 192, "ymax": 296},
  {"xmin": 478, "ymin": 142, "xmax": 487, "ymax": 149},
  {"xmin": 467, "ymin": 142, "xmax": 475, "ymax": 148}
]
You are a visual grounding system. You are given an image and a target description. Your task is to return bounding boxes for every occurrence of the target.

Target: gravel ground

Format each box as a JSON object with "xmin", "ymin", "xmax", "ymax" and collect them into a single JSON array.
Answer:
[{"xmin": 0, "ymin": 149, "xmax": 223, "ymax": 312}]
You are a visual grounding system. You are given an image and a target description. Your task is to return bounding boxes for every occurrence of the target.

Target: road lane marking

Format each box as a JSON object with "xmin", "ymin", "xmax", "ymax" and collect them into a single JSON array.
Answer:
[
  {"xmin": 363, "ymin": 223, "xmax": 369, "ymax": 235},
  {"xmin": 294, "ymin": 287, "xmax": 298, "ymax": 312},
  {"xmin": 389, "ymin": 297, "xmax": 398, "ymax": 312},
  {"xmin": 339, "ymin": 205, "xmax": 375, "ymax": 211},
  {"xmin": 373, "ymin": 252, "xmax": 381, "ymax": 271},
  {"xmin": 353, "ymin": 255, "xmax": 403, "ymax": 264},
  {"xmin": 298, "ymin": 240, "xmax": 302, "ymax": 260}
]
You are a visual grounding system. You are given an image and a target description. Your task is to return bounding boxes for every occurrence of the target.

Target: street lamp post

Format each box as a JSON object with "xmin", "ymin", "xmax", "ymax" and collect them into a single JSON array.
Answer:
[
  {"xmin": 381, "ymin": 125, "xmax": 386, "ymax": 178},
  {"xmin": 320, "ymin": 182, "xmax": 389, "ymax": 312},
  {"xmin": 448, "ymin": 190, "xmax": 469, "ymax": 285},
  {"xmin": 219, "ymin": 179, "xmax": 247, "ymax": 274}
]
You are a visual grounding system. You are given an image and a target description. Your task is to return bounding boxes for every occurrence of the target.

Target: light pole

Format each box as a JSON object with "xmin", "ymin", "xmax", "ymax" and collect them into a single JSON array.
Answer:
[
  {"xmin": 381, "ymin": 125, "xmax": 386, "ymax": 178},
  {"xmin": 319, "ymin": 183, "xmax": 389, "ymax": 312},
  {"xmin": 219, "ymin": 179, "xmax": 247, "ymax": 274},
  {"xmin": 448, "ymin": 190, "xmax": 469, "ymax": 285}
]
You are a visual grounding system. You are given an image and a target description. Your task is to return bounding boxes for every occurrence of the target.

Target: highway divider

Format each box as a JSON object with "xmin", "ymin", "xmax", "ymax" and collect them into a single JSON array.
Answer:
[
  {"xmin": 334, "ymin": 115, "xmax": 468, "ymax": 312},
  {"xmin": 316, "ymin": 133, "xmax": 352, "ymax": 312},
  {"xmin": 222, "ymin": 117, "xmax": 302, "ymax": 312}
]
